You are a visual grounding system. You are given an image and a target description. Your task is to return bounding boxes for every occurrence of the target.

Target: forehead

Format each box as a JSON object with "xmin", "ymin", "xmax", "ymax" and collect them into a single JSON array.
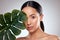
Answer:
[{"xmin": 22, "ymin": 6, "xmax": 38, "ymax": 16}]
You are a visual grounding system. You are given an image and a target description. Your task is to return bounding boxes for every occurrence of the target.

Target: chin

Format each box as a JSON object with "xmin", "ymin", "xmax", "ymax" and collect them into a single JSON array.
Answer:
[
  {"xmin": 27, "ymin": 29, "xmax": 33, "ymax": 32},
  {"xmin": 28, "ymin": 29, "xmax": 36, "ymax": 33}
]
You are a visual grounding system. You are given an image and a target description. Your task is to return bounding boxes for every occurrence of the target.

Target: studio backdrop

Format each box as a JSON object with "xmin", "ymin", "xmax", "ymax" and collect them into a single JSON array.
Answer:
[{"xmin": 0, "ymin": 0, "xmax": 60, "ymax": 38}]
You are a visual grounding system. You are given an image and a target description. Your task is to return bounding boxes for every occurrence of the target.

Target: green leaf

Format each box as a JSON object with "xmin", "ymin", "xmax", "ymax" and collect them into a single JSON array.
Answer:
[
  {"xmin": 12, "ymin": 9, "xmax": 19, "ymax": 21},
  {"xmin": 0, "ymin": 31, "xmax": 4, "ymax": 40},
  {"xmin": 7, "ymin": 30, "xmax": 16, "ymax": 40},
  {"xmin": 10, "ymin": 26, "xmax": 21, "ymax": 35},
  {"xmin": 18, "ymin": 11, "xmax": 27, "ymax": 22},
  {"xmin": 0, "ymin": 14, "xmax": 5, "ymax": 24},
  {"xmin": 0, "ymin": 14, "xmax": 6, "ymax": 31},
  {"xmin": 12, "ymin": 21, "xmax": 25, "ymax": 30},
  {"xmin": 11, "ymin": 19, "xmax": 18, "ymax": 27},
  {"xmin": 4, "ymin": 33, "xmax": 9, "ymax": 40},
  {"xmin": 12, "ymin": 9, "xmax": 19, "ymax": 14},
  {"xmin": 4, "ymin": 31, "xmax": 9, "ymax": 40},
  {"xmin": 16, "ymin": 23, "xmax": 26, "ymax": 30},
  {"xmin": 0, "ymin": 9, "xmax": 27, "ymax": 40},
  {"xmin": 4, "ymin": 12, "xmax": 11, "ymax": 24}
]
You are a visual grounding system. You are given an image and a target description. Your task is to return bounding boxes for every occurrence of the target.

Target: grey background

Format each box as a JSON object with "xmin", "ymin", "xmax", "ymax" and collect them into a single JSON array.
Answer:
[{"xmin": 0, "ymin": 0, "xmax": 60, "ymax": 38}]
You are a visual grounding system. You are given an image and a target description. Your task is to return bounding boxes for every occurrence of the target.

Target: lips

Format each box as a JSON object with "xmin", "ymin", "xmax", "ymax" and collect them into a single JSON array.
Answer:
[{"xmin": 27, "ymin": 26, "xmax": 32, "ymax": 30}]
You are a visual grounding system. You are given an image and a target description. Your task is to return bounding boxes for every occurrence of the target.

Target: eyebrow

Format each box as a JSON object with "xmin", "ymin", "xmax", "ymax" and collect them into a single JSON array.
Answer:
[{"xmin": 30, "ymin": 14, "xmax": 35, "ymax": 16}]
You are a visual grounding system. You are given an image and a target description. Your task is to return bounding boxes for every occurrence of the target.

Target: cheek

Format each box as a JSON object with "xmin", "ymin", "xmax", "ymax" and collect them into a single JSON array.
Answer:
[
  {"xmin": 32, "ymin": 18, "xmax": 40, "ymax": 29},
  {"xmin": 24, "ymin": 22, "xmax": 27, "ymax": 28},
  {"xmin": 24, "ymin": 17, "xmax": 40, "ymax": 30}
]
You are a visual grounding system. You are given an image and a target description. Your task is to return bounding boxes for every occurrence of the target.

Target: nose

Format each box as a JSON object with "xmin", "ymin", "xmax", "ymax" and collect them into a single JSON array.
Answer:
[{"xmin": 27, "ymin": 19, "xmax": 31, "ymax": 25}]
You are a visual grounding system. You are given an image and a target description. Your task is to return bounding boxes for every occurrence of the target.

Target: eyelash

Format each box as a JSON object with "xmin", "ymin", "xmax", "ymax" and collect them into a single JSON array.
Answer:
[{"xmin": 31, "ymin": 16, "xmax": 35, "ymax": 19}]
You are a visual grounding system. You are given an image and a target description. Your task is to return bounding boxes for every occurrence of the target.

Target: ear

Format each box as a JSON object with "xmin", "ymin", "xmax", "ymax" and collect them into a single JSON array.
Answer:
[{"xmin": 40, "ymin": 14, "xmax": 44, "ymax": 21}]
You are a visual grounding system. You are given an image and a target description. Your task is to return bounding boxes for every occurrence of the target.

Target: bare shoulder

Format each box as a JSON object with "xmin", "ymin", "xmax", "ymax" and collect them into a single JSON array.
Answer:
[
  {"xmin": 16, "ymin": 37, "xmax": 26, "ymax": 40},
  {"xmin": 47, "ymin": 34, "xmax": 59, "ymax": 40}
]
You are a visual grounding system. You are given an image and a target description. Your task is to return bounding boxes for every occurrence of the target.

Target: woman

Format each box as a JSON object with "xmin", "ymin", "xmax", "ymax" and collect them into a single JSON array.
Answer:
[{"xmin": 16, "ymin": 1, "xmax": 59, "ymax": 40}]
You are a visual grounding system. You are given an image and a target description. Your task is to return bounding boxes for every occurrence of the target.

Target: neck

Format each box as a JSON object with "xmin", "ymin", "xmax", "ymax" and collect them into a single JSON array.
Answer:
[{"xmin": 28, "ymin": 27, "xmax": 45, "ymax": 38}]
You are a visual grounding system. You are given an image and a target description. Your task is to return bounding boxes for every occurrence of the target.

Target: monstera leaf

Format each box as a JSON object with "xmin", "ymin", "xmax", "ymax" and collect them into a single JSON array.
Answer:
[{"xmin": 0, "ymin": 9, "xmax": 27, "ymax": 40}]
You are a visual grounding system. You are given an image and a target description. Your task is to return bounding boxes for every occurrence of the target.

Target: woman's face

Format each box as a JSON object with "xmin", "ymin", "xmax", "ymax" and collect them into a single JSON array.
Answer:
[{"xmin": 22, "ymin": 6, "xmax": 41, "ymax": 33}]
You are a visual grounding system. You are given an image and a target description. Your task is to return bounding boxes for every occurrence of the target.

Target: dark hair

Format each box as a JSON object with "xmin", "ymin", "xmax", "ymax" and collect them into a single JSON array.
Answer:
[
  {"xmin": 40, "ymin": 21, "xmax": 44, "ymax": 31},
  {"xmin": 21, "ymin": 1, "xmax": 44, "ymax": 31}
]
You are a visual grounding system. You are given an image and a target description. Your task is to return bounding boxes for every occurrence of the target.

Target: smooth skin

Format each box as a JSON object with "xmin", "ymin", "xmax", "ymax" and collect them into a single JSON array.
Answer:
[{"xmin": 16, "ymin": 6, "xmax": 59, "ymax": 40}]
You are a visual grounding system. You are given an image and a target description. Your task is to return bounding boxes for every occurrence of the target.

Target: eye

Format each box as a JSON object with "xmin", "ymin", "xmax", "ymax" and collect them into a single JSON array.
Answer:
[{"xmin": 31, "ymin": 16, "xmax": 35, "ymax": 19}]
